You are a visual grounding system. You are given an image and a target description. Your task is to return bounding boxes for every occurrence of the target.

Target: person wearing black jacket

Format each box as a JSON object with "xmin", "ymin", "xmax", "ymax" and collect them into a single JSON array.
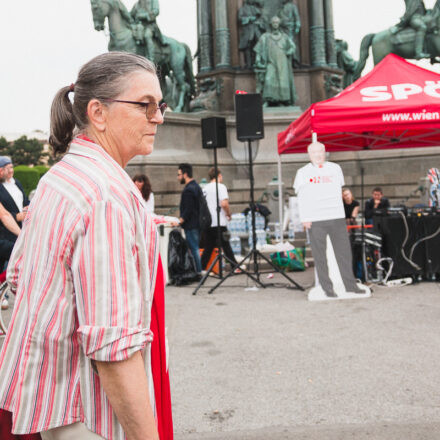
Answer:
[
  {"xmin": 173, "ymin": 163, "xmax": 203, "ymax": 273},
  {"xmin": 0, "ymin": 156, "xmax": 29, "ymax": 243},
  {"xmin": 364, "ymin": 187, "xmax": 390, "ymax": 224}
]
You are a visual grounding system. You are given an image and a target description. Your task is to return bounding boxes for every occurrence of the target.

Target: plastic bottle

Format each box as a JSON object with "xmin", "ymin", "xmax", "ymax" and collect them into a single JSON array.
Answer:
[
  {"xmin": 230, "ymin": 236, "xmax": 241, "ymax": 255},
  {"xmin": 256, "ymin": 229, "xmax": 265, "ymax": 247},
  {"xmin": 266, "ymin": 227, "xmax": 272, "ymax": 244},
  {"xmin": 288, "ymin": 222, "xmax": 295, "ymax": 241},
  {"xmin": 274, "ymin": 222, "xmax": 281, "ymax": 242}
]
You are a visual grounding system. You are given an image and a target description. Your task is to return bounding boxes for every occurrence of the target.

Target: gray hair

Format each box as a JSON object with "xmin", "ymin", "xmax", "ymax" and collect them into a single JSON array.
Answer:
[{"xmin": 49, "ymin": 52, "xmax": 157, "ymax": 156}]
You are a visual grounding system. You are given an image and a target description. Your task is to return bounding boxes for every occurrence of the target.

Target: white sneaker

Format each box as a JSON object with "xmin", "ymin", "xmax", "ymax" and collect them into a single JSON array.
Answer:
[{"xmin": 1, "ymin": 298, "xmax": 9, "ymax": 310}]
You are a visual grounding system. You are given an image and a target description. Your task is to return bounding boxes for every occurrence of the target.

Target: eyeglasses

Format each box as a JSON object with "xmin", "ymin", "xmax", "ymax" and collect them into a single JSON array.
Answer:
[{"xmin": 103, "ymin": 99, "xmax": 167, "ymax": 120}]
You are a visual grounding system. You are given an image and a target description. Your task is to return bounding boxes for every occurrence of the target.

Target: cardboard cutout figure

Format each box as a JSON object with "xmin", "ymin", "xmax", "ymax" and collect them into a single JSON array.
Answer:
[{"xmin": 294, "ymin": 142, "xmax": 370, "ymax": 300}]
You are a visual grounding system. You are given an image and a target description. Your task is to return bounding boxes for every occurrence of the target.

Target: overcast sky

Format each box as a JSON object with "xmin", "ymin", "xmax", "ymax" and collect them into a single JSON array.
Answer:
[{"xmin": 0, "ymin": 0, "xmax": 438, "ymax": 135}]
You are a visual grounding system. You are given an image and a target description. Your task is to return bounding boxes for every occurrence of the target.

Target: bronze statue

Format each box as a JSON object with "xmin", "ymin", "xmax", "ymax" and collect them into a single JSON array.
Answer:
[
  {"xmin": 90, "ymin": 0, "xmax": 195, "ymax": 112},
  {"xmin": 90, "ymin": 0, "xmax": 137, "ymax": 53},
  {"xmin": 254, "ymin": 16, "xmax": 297, "ymax": 106},
  {"xmin": 392, "ymin": 0, "xmax": 429, "ymax": 59},
  {"xmin": 131, "ymin": 0, "xmax": 165, "ymax": 63},
  {"xmin": 354, "ymin": 0, "xmax": 440, "ymax": 79},
  {"xmin": 189, "ymin": 78, "xmax": 221, "ymax": 112},
  {"xmin": 336, "ymin": 39, "xmax": 356, "ymax": 88},
  {"xmin": 279, "ymin": 0, "xmax": 301, "ymax": 66},
  {"xmin": 238, "ymin": 0, "xmax": 266, "ymax": 68}
]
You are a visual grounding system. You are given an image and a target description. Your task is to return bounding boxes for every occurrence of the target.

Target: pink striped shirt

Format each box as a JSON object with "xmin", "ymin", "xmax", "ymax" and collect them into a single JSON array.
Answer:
[{"xmin": 0, "ymin": 137, "xmax": 160, "ymax": 440}]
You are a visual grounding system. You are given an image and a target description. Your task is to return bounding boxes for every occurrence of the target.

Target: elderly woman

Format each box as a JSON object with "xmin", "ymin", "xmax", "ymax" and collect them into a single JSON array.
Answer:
[
  {"xmin": 0, "ymin": 53, "xmax": 171, "ymax": 440},
  {"xmin": 133, "ymin": 173, "xmax": 155, "ymax": 214}
]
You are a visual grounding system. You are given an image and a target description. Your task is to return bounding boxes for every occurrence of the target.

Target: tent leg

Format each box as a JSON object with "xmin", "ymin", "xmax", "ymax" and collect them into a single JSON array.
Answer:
[{"xmin": 277, "ymin": 154, "xmax": 283, "ymax": 244}]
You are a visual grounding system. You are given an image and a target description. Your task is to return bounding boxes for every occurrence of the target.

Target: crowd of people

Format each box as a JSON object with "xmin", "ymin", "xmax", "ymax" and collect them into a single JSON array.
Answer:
[{"xmin": 131, "ymin": 164, "xmax": 390, "ymax": 280}]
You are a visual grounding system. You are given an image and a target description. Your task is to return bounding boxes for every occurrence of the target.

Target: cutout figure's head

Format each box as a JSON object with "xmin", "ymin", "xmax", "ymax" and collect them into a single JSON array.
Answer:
[{"xmin": 307, "ymin": 141, "xmax": 326, "ymax": 167}]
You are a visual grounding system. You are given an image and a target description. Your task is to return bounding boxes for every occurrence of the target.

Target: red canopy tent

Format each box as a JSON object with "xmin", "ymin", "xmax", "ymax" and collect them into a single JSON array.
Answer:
[{"xmin": 278, "ymin": 54, "xmax": 440, "ymax": 154}]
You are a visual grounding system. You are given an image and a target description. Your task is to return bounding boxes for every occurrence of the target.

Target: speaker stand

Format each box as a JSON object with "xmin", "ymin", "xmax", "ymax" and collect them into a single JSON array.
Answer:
[
  {"xmin": 192, "ymin": 146, "xmax": 244, "ymax": 295},
  {"xmin": 203, "ymin": 140, "xmax": 304, "ymax": 294}
]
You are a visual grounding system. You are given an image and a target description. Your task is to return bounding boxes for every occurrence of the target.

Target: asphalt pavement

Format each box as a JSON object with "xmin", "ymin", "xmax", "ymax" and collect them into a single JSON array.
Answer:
[{"xmin": 166, "ymin": 269, "xmax": 440, "ymax": 439}]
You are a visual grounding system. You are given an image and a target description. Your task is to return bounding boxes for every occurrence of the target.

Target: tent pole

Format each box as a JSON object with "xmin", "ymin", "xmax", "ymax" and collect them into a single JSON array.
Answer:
[
  {"xmin": 277, "ymin": 154, "xmax": 283, "ymax": 244},
  {"xmin": 361, "ymin": 166, "xmax": 368, "ymax": 282},
  {"xmin": 312, "ymin": 132, "xmax": 318, "ymax": 143}
]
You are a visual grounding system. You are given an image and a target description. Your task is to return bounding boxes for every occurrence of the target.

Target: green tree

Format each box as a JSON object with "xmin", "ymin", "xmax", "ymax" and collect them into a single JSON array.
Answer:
[
  {"xmin": 0, "ymin": 136, "xmax": 11, "ymax": 156},
  {"xmin": 13, "ymin": 166, "xmax": 40, "ymax": 196},
  {"xmin": 9, "ymin": 136, "xmax": 48, "ymax": 166}
]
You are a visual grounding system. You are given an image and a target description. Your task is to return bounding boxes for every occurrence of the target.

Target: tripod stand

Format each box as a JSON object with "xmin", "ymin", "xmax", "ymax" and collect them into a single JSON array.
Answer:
[
  {"xmin": 192, "ymin": 146, "xmax": 243, "ymax": 295},
  {"xmin": 204, "ymin": 140, "xmax": 304, "ymax": 294}
]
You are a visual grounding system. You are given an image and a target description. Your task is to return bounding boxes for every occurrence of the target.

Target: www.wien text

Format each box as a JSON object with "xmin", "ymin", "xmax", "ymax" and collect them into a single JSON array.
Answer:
[{"xmin": 382, "ymin": 111, "xmax": 440, "ymax": 122}]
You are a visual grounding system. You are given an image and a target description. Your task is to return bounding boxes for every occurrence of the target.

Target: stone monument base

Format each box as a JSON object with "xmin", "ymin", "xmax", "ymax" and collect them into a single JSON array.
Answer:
[{"xmin": 126, "ymin": 111, "xmax": 440, "ymax": 220}]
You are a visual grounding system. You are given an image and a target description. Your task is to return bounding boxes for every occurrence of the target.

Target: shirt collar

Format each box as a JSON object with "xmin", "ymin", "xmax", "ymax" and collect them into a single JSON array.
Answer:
[{"xmin": 68, "ymin": 136, "xmax": 145, "ymax": 206}]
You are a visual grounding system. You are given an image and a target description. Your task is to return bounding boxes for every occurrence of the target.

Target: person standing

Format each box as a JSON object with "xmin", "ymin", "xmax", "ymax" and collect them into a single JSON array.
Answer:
[
  {"xmin": 0, "ymin": 52, "xmax": 172, "ymax": 440},
  {"xmin": 201, "ymin": 167, "xmax": 238, "ymax": 272},
  {"xmin": 0, "ymin": 156, "xmax": 29, "ymax": 243},
  {"xmin": 133, "ymin": 173, "xmax": 155, "ymax": 214},
  {"xmin": 365, "ymin": 187, "xmax": 390, "ymax": 224},
  {"xmin": 174, "ymin": 163, "xmax": 203, "ymax": 274},
  {"xmin": 342, "ymin": 188, "xmax": 360, "ymax": 225}
]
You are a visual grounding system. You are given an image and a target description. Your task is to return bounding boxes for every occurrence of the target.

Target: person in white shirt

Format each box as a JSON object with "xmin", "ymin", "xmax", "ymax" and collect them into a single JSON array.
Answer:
[
  {"xmin": 133, "ymin": 173, "xmax": 155, "ymax": 214},
  {"xmin": 201, "ymin": 167, "xmax": 238, "ymax": 271},
  {"xmin": 294, "ymin": 142, "xmax": 363, "ymax": 297}
]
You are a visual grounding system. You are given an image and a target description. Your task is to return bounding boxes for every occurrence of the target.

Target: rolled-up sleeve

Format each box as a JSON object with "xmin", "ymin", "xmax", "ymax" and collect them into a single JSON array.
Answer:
[{"xmin": 72, "ymin": 200, "xmax": 152, "ymax": 362}]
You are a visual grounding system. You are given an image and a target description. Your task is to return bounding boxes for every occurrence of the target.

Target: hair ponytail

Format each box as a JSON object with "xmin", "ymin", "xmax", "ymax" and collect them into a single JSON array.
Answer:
[
  {"xmin": 49, "ymin": 52, "xmax": 157, "ymax": 158},
  {"xmin": 49, "ymin": 86, "xmax": 76, "ymax": 157}
]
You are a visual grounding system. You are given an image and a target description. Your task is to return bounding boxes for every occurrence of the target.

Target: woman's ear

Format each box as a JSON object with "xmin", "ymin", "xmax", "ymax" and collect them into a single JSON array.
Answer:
[{"xmin": 86, "ymin": 99, "xmax": 107, "ymax": 132}]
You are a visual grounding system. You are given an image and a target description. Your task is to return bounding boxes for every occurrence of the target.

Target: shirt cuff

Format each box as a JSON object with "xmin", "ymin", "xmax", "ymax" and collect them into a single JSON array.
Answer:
[{"xmin": 77, "ymin": 325, "xmax": 154, "ymax": 362}]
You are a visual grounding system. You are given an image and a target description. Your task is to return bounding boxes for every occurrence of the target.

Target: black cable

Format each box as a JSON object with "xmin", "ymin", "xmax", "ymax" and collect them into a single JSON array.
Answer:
[
  {"xmin": 408, "ymin": 223, "xmax": 440, "ymax": 262},
  {"xmin": 398, "ymin": 211, "xmax": 421, "ymax": 270}
]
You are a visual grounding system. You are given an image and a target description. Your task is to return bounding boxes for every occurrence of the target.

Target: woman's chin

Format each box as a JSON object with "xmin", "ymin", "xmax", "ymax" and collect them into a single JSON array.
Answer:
[{"xmin": 139, "ymin": 141, "xmax": 154, "ymax": 156}]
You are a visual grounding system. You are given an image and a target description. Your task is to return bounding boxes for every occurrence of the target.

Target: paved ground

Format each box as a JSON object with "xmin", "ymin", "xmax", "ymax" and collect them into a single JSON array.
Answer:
[
  {"xmin": 165, "ymin": 269, "xmax": 440, "ymax": 439},
  {"xmin": 2, "ymin": 269, "xmax": 440, "ymax": 439}
]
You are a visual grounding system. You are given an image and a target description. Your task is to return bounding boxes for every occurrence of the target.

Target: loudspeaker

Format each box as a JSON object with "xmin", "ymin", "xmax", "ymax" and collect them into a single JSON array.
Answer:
[
  {"xmin": 235, "ymin": 93, "xmax": 264, "ymax": 141},
  {"xmin": 201, "ymin": 117, "xmax": 227, "ymax": 149}
]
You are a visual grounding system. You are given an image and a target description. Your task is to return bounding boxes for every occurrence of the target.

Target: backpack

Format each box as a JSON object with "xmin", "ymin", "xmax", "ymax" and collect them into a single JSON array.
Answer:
[
  {"xmin": 198, "ymin": 186, "xmax": 212, "ymax": 230},
  {"xmin": 168, "ymin": 229, "xmax": 200, "ymax": 285}
]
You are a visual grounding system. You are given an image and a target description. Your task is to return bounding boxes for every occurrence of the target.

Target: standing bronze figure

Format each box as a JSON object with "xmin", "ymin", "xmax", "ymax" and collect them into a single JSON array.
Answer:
[
  {"xmin": 254, "ymin": 16, "xmax": 297, "ymax": 106},
  {"xmin": 279, "ymin": 0, "xmax": 301, "ymax": 66},
  {"xmin": 238, "ymin": 0, "xmax": 265, "ymax": 68}
]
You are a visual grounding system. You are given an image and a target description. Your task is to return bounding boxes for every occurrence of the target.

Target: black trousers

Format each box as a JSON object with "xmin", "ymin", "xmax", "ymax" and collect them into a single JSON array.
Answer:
[
  {"xmin": 0, "ymin": 239, "xmax": 15, "ymax": 272},
  {"xmin": 201, "ymin": 226, "xmax": 237, "ymax": 269}
]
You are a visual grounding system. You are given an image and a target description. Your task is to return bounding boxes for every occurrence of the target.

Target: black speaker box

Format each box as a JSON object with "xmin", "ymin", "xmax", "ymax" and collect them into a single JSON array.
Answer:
[
  {"xmin": 235, "ymin": 93, "xmax": 264, "ymax": 141},
  {"xmin": 201, "ymin": 117, "xmax": 227, "ymax": 149}
]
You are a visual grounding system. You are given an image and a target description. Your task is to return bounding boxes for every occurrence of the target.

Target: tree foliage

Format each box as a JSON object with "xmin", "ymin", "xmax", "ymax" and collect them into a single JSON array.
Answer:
[
  {"xmin": 0, "ymin": 136, "xmax": 50, "ymax": 166},
  {"xmin": 13, "ymin": 166, "xmax": 40, "ymax": 196}
]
